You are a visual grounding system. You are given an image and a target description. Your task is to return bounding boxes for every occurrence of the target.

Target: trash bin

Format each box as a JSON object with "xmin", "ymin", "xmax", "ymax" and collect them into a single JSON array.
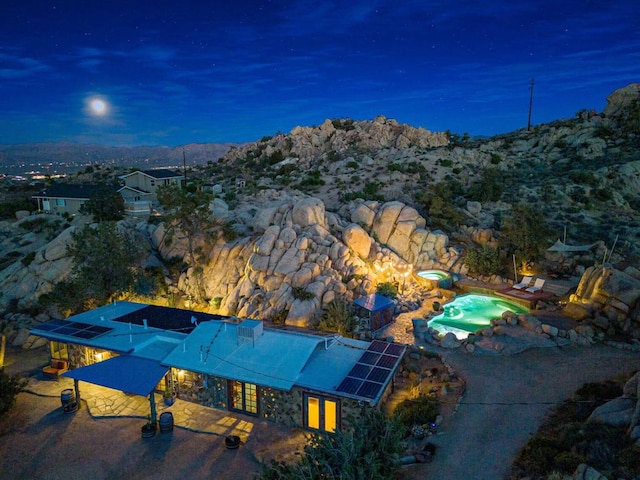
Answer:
[
  {"xmin": 61, "ymin": 388, "xmax": 78, "ymax": 413},
  {"xmin": 159, "ymin": 412, "xmax": 174, "ymax": 434}
]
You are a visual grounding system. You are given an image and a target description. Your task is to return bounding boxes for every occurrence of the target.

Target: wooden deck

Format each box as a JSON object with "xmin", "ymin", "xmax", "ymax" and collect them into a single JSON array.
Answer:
[{"xmin": 456, "ymin": 276, "xmax": 580, "ymax": 309}]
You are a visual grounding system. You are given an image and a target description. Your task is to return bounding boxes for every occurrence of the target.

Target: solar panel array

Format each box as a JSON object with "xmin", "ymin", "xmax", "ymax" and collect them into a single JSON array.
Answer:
[
  {"xmin": 34, "ymin": 319, "xmax": 112, "ymax": 340},
  {"xmin": 336, "ymin": 340, "xmax": 405, "ymax": 401}
]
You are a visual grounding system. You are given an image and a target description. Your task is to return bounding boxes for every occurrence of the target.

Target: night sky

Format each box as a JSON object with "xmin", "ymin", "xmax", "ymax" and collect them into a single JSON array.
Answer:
[{"xmin": 1, "ymin": 1, "xmax": 638, "ymax": 146}]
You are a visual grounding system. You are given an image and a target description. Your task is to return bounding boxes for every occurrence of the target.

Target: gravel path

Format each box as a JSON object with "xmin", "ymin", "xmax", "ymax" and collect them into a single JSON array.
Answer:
[{"xmin": 404, "ymin": 344, "xmax": 640, "ymax": 480}]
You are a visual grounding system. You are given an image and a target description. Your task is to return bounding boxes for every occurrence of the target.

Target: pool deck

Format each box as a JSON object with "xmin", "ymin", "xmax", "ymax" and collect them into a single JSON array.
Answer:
[{"xmin": 456, "ymin": 276, "xmax": 579, "ymax": 309}]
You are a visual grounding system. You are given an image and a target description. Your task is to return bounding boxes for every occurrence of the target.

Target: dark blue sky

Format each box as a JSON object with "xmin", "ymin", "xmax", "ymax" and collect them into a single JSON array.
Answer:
[{"xmin": 1, "ymin": 1, "xmax": 638, "ymax": 146}]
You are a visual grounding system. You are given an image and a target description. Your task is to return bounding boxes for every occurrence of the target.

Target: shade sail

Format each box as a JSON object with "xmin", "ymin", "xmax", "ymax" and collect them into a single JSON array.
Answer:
[
  {"xmin": 547, "ymin": 239, "xmax": 596, "ymax": 252},
  {"xmin": 353, "ymin": 293, "xmax": 395, "ymax": 314},
  {"xmin": 62, "ymin": 355, "xmax": 168, "ymax": 396}
]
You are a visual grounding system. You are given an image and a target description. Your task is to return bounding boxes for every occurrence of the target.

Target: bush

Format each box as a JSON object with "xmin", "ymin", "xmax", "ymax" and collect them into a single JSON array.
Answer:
[
  {"xmin": 376, "ymin": 282, "xmax": 398, "ymax": 299},
  {"xmin": 317, "ymin": 299, "xmax": 358, "ymax": 337},
  {"xmin": 393, "ymin": 394, "xmax": 439, "ymax": 432},
  {"xmin": 257, "ymin": 409, "xmax": 403, "ymax": 480},
  {"xmin": 463, "ymin": 246, "xmax": 504, "ymax": 276},
  {"xmin": 292, "ymin": 286, "xmax": 315, "ymax": 301},
  {"xmin": 0, "ymin": 369, "xmax": 27, "ymax": 416}
]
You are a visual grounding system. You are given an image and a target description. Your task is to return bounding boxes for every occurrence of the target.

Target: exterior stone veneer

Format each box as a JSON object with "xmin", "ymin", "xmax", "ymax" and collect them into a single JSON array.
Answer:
[{"xmin": 60, "ymin": 344, "xmax": 397, "ymax": 432}]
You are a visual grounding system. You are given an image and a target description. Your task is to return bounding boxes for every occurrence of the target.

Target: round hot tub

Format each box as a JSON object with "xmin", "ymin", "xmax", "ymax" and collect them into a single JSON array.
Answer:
[{"xmin": 415, "ymin": 270, "xmax": 453, "ymax": 290}]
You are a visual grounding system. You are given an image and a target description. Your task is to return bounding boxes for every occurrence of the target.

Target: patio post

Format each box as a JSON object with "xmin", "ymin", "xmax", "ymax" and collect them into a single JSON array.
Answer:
[
  {"xmin": 149, "ymin": 391, "xmax": 157, "ymax": 425},
  {"xmin": 74, "ymin": 378, "xmax": 81, "ymax": 410}
]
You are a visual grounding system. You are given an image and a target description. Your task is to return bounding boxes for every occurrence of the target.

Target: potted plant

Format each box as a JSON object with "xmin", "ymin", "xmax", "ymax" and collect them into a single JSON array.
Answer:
[
  {"xmin": 141, "ymin": 416, "xmax": 156, "ymax": 438},
  {"xmin": 163, "ymin": 387, "xmax": 175, "ymax": 406}
]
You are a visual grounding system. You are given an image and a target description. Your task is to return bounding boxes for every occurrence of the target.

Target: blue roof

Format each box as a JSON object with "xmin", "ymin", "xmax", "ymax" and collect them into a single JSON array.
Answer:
[
  {"xmin": 353, "ymin": 293, "xmax": 395, "ymax": 313},
  {"xmin": 32, "ymin": 301, "xmax": 403, "ymax": 405},
  {"xmin": 62, "ymin": 356, "xmax": 168, "ymax": 396}
]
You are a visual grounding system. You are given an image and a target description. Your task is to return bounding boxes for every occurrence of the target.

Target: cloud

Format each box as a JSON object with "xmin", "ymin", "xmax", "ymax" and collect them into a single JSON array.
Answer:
[{"xmin": 0, "ymin": 53, "xmax": 50, "ymax": 79}]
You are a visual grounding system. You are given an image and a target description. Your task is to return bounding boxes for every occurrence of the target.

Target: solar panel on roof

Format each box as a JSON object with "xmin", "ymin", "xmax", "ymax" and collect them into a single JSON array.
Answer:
[
  {"xmin": 368, "ymin": 340, "xmax": 388, "ymax": 353},
  {"xmin": 86, "ymin": 325, "xmax": 111, "ymax": 334},
  {"xmin": 32, "ymin": 319, "xmax": 113, "ymax": 340},
  {"xmin": 34, "ymin": 323, "xmax": 61, "ymax": 332},
  {"xmin": 347, "ymin": 363, "xmax": 372, "ymax": 379},
  {"xmin": 357, "ymin": 381, "xmax": 383, "ymax": 399},
  {"xmin": 367, "ymin": 367, "xmax": 390, "ymax": 383},
  {"xmin": 359, "ymin": 351, "xmax": 380, "ymax": 365},
  {"xmin": 377, "ymin": 354, "xmax": 398, "ymax": 369},
  {"xmin": 383, "ymin": 343, "xmax": 405, "ymax": 357},
  {"xmin": 337, "ymin": 377, "xmax": 363, "ymax": 395}
]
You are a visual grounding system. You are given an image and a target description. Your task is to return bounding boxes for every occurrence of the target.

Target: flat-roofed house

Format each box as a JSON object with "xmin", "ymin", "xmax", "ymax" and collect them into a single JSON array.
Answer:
[{"xmin": 30, "ymin": 302, "xmax": 406, "ymax": 434}]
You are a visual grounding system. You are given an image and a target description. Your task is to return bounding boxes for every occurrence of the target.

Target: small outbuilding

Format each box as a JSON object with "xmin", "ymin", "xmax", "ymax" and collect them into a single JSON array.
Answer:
[{"xmin": 353, "ymin": 293, "xmax": 396, "ymax": 331}]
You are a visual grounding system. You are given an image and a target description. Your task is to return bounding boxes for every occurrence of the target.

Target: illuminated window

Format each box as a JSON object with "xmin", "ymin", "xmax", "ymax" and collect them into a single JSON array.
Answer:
[
  {"xmin": 50, "ymin": 341, "xmax": 68, "ymax": 361},
  {"xmin": 305, "ymin": 394, "xmax": 339, "ymax": 433},
  {"xmin": 55, "ymin": 199, "xmax": 66, "ymax": 207},
  {"xmin": 228, "ymin": 381, "xmax": 259, "ymax": 416}
]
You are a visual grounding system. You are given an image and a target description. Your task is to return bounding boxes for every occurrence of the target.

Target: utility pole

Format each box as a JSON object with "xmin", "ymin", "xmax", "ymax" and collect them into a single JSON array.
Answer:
[
  {"xmin": 182, "ymin": 148, "xmax": 188, "ymax": 184},
  {"xmin": 527, "ymin": 78, "xmax": 535, "ymax": 131}
]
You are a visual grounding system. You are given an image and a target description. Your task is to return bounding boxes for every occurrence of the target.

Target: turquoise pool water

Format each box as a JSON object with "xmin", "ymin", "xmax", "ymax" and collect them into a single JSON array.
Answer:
[
  {"xmin": 417, "ymin": 270, "xmax": 449, "ymax": 281},
  {"xmin": 429, "ymin": 294, "xmax": 529, "ymax": 339}
]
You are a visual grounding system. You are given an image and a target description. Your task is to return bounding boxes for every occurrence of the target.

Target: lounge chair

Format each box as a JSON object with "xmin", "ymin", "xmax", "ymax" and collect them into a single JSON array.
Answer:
[
  {"xmin": 526, "ymin": 278, "xmax": 545, "ymax": 293},
  {"xmin": 513, "ymin": 276, "xmax": 532, "ymax": 290}
]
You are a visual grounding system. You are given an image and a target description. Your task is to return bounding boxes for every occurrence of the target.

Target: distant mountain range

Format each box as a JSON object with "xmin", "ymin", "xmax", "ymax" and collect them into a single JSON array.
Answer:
[{"xmin": 0, "ymin": 142, "xmax": 238, "ymax": 176}]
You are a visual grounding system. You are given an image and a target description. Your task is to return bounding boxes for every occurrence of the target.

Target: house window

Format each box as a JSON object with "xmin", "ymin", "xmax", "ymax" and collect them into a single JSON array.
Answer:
[
  {"xmin": 228, "ymin": 381, "xmax": 258, "ymax": 415},
  {"xmin": 49, "ymin": 341, "xmax": 68, "ymax": 361},
  {"xmin": 55, "ymin": 199, "xmax": 66, "ymax": 207},
  {"xmin": 305, "ymin": 394, "xmax": 339, "ymax": 433}
]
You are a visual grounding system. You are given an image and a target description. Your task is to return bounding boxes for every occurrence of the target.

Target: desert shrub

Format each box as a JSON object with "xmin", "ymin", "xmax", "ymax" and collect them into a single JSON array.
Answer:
[
  {"xmin": 568, "ymin": 170, "xmax": 598, "ymax": 186},
  {"xmin": 393, "ymin": 394, "xmax": 439, "ymax": 432},
  {"xmin": 515, "ymin": 436, "xmax": 564, "ymax": 476},
  {"xmin": 292, "ymin": 286, "xmax": 315, "ymax": 301},
  {"xmin": 468, "ymin": 167, "xmax": 504, "ymax": 202},
  {"xmin": 317, "ymin": 299, "xmax": 358, "ymax": 337},
  {"xmin": 209, "ymin": 297, "xmax": 222, "ymax": 309},
  {"xmin": 0, "ymin": 369, "xmax": 27, "ymax": 416},
  {"xmin": 593, "ymin": 188, "xmax": 613, "ymax": 201},
  {"xmin": 511, "ymin": 375, "xmax": 639, "ymax": 479},
  {"xmin": 489, "ymin": 153, "xmax": 502, "ymax": 164},
  {"xmin": 267, "ymin": 150, "xmax": 284, "ymax": 165},
  {"xmin": 376, "ymin": 281, "xmax": 398, "ymax": 299},
  {"xmin": 257, "ymin": 409, "xmax": 403, "ymax": 480},
  {"xmin": 269, "ymin": 308, "xmax": 289, "ymax": 325},
  {"xmin": 463, "ymin": 246, "xmax": 504, "ymax": 276},
  {"xmin": 221, "ymin": 221, "xmax": 238, "ymax": 241},
  {"xmin": 346, "ymin": 160, "xmax": 358, "ymax": 170},
  {"xmin": 0, "ymin": 197, "xmax": 35, "ymax": 219}
]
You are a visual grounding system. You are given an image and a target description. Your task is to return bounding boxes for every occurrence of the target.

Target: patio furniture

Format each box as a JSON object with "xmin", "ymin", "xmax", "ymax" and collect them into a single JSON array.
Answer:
[
  {"xmin": 526, "ymin": 278, "xmax": 545, "ymax": 293},
  {"xmin": 42, "ymin": 359, "xmax": 69, "ymax": 378},
  {"xmin": 513, "ymin": 276, "xmax": 532, "ymax": 290}
]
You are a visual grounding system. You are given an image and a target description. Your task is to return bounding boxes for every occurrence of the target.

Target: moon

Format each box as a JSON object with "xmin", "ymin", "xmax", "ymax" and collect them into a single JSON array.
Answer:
[{"xmin": 88, "ymin": 97, "xmax": 108, "ymax": 116}]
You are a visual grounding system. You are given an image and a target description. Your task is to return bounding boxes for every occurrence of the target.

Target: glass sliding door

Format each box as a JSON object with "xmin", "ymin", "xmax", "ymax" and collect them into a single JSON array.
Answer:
[{"xmin": 228, "ymin": 381, "xmax": 258, "ymax": 415}]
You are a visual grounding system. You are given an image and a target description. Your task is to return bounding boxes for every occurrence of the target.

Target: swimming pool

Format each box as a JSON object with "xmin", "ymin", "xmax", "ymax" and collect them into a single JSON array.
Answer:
[{"xmin": 429, "ymin": 294, "xmax": 529, "ymax": 339}]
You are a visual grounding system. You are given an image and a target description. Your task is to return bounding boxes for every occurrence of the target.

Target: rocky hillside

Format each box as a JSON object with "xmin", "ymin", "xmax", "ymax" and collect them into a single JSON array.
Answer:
[{"xmin": 1, "ymin": 84, "xmax": 639, "ymax": 340}]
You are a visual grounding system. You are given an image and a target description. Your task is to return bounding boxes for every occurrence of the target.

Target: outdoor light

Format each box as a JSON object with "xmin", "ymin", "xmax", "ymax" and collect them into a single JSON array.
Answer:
[{"xmin": 94, "ymin": 352, "xmax": 103, "ymax": 362}]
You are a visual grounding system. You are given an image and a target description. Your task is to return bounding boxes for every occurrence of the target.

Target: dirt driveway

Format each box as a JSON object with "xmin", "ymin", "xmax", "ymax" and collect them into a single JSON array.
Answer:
[{"xmin": 404, "ymin": 343, "xmax": 640, "ymax": 480}]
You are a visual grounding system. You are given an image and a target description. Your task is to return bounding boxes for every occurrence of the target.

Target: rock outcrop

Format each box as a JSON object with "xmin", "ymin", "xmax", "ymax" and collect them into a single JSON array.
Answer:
[
  {"xmin": 172, "ymin": 196, "xmax": 462, "ymax": 327},
  {"xmin": 565, "ymin": 266, "xmax": 640, "ymax": 339}
]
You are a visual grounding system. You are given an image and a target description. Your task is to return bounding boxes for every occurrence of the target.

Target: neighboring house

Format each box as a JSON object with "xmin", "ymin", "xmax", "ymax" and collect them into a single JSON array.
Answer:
[
  {"xmin": 119, "ymin": 169, "xmax": 184, "ymax": 203},
  {"xmin": 32, "ymin": 184, "xmax": 118, "ymax": 216},
  {"xmin": 30, "ymin": 302, "xmax": 405, "ymax": 433}
]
